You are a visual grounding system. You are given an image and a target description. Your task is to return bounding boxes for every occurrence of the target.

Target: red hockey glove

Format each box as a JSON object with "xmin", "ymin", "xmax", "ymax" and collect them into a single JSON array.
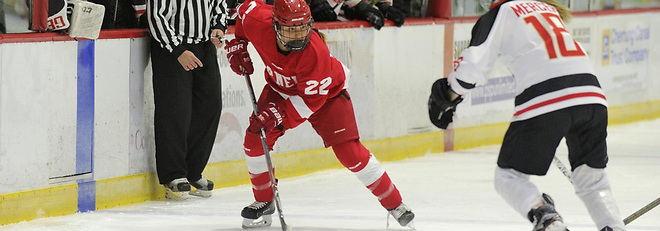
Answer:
[
  {"xmin": 248, "ymin": 103, "xmax": 285, "ymax": 134},
  {"xmin": 225, "ymin": 38, "xmax": 254, "ymax": 75}
]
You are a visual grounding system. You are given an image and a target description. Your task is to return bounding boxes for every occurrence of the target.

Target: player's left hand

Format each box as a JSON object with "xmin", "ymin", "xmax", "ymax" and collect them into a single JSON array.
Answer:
[
  {"xmin": 428, "ymin": 78, "xmax": 463, "ymax": 129},
  {"xmin": 248, "ymin": 103, "xmax": 285, "ymax": 134}
]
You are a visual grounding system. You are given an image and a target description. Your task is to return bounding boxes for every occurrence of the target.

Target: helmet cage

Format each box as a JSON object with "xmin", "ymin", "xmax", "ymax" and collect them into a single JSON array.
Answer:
[
  {"xmin": 271, "ymin": 0, "xmax": 313, "ymax": 51},
  {"xmin": 273, "ymin": 20, "xmax": 313, "ymax": 51}
]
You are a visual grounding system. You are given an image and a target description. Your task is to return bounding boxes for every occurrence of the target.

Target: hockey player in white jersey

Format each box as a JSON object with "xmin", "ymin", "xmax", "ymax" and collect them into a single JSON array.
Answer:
[{"xmin": 428, "ymin": 0, "xmax": 626, "ymax": 231}]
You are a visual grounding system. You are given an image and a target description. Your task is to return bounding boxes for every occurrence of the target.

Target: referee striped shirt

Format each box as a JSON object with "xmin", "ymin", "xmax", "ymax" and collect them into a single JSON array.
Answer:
[{"xmin": 147, "ymin": 0, "xmax": 228, "ymax": 56}]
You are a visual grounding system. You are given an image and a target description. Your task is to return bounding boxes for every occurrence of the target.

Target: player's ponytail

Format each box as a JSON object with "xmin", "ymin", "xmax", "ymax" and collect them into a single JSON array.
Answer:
[
  {"xmin": 313, "ymin": 28, "xmax": 327, "ymax": 44},
  {"xmin": 537, "ymin": 0, "xmax": 572, "ymax": 22}
]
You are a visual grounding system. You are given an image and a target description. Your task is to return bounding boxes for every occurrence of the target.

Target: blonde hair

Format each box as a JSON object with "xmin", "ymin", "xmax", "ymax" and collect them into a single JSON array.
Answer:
[
  {"xmin": 313, "ymin": 28, "xmax": 327, "ymax": 43},
  {"xmin": 537, "ymin": 0, "xmax": 572, "ymax": 22}
]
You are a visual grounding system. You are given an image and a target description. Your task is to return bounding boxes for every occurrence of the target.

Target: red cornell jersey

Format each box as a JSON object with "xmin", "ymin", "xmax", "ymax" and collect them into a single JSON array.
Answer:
[
  {"xmin": 449, "ymin": 0, "xmax": 607, "ymax": 121},
  {"xmin": 234, "ymin": 0, "xmax": 350, "ymax": 127}
]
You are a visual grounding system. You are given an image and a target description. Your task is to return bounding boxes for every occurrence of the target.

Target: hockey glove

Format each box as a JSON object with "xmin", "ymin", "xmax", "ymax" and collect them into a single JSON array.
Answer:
[
  {"xmin": 225, "ymin": 38, "xmax": 254, "ymax": 75},
  {"xmin": 428, "ymin": 78, "xmax": 463, "ymax": 129},
  {"xmin": 309, "ymin": 0, "xmax": 338, "ymax": 22},
  {"xmin": 248, "ymin": 103, "xmax": 286, "ymax": 134},
  {"xmin": 376, "ymin": 1, "xmax": 405, "ymax": 27},
  {"xmin": 345, "ymin": 2, "xmax": 385, "ymax": 30}
]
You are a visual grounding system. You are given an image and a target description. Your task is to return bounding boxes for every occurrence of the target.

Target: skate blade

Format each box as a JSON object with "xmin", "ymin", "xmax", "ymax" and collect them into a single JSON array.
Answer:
[
  {"xmin": 164, "ymin": 189, "xmax": 189, "ymax": 201},
  {"xmin": 189, "ymin": 189, "xmax": 212, "ymax": 198},
  {"xmin": 544, "ymin": 220, "xmax": 568, "ymax": 231},
  {"xmin": 242, "ymin": 215, "xmax": 272, "ymax": 229},
  {"xmin": 405, "ymin": 221, "xmax": 416, "ymax": 230}
]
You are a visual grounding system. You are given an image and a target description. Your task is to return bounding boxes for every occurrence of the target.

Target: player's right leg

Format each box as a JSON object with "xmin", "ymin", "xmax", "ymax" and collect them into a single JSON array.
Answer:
[
  {"xmin": 240, "ymin": 128, "xmax": 283, "ymax": 229},
  {"xmin": 571, "ymin": 165, "xmax": 625, "ymax": 231},
  {"xmin": 494, "ymin": 167, "xmax": 568, "ymax": 231},
  {"xmin": 565, "ymin": 105, "xmax": 625, "ymax": 231}
]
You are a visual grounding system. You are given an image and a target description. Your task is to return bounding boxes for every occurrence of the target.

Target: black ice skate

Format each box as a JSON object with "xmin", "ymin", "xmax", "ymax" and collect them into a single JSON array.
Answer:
[
  {"xmin": 241, "ymin": 201, "xmax": 275, "ymax": 229},
  {"xmin": 528, "ymin": 193, "xmax": 569, "ymax": 231},
  {"xmin": 189, "ymin": 176, "xmax": 214, "ymax": 198},
  {"xmin": 388, "ymin": 203, "xmax": 415, "ymax": 227},
  {"xmin": 164, "ymin": 178, "xmax": 191, "ymax": 201}
]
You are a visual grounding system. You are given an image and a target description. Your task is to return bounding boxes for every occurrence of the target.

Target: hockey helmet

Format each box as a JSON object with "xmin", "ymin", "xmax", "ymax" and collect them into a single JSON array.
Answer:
[{"xmin": 272, "ymin": 0, "xmax": 313, "ymax": 51}]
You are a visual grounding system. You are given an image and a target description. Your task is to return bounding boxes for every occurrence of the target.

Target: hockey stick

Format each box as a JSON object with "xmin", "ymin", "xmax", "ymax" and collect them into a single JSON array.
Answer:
[
  {"xmin": 553, "ymin": 156, "xmax": 660, "ymax": 225},
  {"xmin": 244, "ymin": 73, "xmax": 291, "ymax": 231},
  {"xmin": 623, "ymin": 196, "xmax": 660, "ymax": 225},
  {"xmin": 552, "ymin": 156, "xmax": 573, "ymax": 184}
]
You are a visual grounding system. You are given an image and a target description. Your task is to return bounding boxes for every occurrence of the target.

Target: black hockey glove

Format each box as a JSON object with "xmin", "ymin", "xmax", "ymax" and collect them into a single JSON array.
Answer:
[
  {"xmin": 345, "ymin": 2, "xmax": 385, "ymax": 30},
  {"xmin": 428, "ymin": 78, "xmax": 463, "ymax": 129},
  {"xmin": 309, "ymin": 0, "xmax": 337, "ymax": 22},
  {"xmin": 376, "ymin": 1, "xmax": 404, "ymax": 27}
]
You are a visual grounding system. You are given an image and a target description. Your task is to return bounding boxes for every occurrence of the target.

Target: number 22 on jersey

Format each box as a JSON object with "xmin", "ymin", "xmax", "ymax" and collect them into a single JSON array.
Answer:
[
  {"xmin": 304, "ymin": 77, "xmax": 332, "ymax": 95},
  {"xmin": 524, "ymin": 12, "xmax": 585, "ymax": 59}
]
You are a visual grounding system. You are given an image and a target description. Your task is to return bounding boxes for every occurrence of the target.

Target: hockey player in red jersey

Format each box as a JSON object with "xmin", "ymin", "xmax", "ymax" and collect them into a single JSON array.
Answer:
[
  {"xmin": 429, "ymin": 0, "xmax": 625, "ymax": 231},
  {"xmin": 224, "ymin": 0, "xmax": 414, "ymax": 228}
]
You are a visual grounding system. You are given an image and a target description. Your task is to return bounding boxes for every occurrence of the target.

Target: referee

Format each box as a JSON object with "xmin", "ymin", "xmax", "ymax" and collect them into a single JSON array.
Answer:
[{"xmin": 147, "ymin": 0, "xmax": 228, "ymax": 200}]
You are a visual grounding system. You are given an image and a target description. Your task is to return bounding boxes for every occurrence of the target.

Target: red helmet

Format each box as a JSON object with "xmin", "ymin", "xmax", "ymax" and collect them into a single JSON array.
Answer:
[{"xmin": 272, "ymin": 0, "xmax": 313, "ymax": 51}]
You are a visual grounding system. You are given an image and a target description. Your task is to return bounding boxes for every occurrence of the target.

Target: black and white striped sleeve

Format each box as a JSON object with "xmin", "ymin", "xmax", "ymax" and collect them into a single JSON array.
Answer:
[
  {"xmin": 211, "ymin": 0, "xmax": 229, "ymax": 32},
  {"xmin": 147, "ymin": 0, "xmax": 186, "ymax": 56}
]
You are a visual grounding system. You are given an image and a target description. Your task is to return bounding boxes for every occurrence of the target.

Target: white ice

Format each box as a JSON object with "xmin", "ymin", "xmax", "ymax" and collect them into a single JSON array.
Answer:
[{"xmin": 2, "ymin": 118, "xmax": 659, "ymax": 231}]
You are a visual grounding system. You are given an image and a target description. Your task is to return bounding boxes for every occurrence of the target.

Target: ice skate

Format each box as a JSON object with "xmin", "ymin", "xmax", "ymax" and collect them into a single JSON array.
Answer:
[
  {"xmin": 164, "ymin": 178, "xmax": 191, "ymax": 201},
  {"xmin": 241, "ymin": 201, "xmax": 275, "ymax": 229},
  {"xmin": 189, "ymin": 176, "xmax": 214, "ymax": 198},
  {"xmin": 601, "ymin": 227, "xmax": 626, "ymax": 231},
  {"xmin": 388, "ymin": 203, "xmax": 415, "ymax": 228},
  {"xmin": 528, "ymin": 194, "xmax": 569, "ymax": 231}
]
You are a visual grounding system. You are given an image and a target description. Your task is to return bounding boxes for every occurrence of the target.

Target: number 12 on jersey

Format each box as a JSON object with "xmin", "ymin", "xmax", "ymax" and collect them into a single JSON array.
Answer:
[{"xmin": 524, "ymin": 12, "xmax": 585, "ymax": 59}]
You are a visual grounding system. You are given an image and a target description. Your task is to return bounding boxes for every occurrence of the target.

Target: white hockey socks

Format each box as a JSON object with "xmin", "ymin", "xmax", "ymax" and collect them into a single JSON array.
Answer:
[
  {"xmin": 494, "ymin": 167, "xmax": 544, "ymax": 218},
  {"xmin": 572, "ymin": 165, "xmax": 626, "ymax": 230}
]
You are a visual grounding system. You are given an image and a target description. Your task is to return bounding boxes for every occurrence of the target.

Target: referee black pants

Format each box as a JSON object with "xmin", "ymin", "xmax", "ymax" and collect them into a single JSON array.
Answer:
[{"xmin": 150, "ymin": 40, "xmax": 222, "ymax": 185}]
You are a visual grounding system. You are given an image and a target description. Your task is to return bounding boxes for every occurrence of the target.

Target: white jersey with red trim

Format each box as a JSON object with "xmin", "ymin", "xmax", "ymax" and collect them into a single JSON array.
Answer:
[
  {"xmin": 234, "ymin": 0, "xmax": 350, "ymax": 127},
  {"xmin": 448, "ymin": 0, "xmax": 607, "ymax": 121}
]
